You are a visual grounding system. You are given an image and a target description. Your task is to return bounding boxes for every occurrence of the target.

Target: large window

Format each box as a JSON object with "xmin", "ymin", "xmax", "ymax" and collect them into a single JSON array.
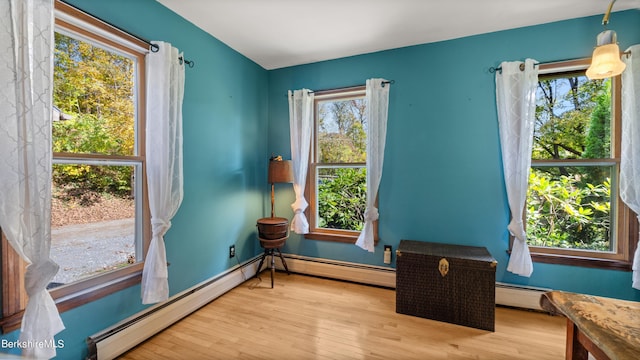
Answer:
[
  {"xmin": 306, "ymin": 87, "xmax": 376, "ymax": 243},
  {"xmin": 524, "ymin": 59, "xmax": 637, "ymax": 268},
  {"xmin": 1, "ymin": 0, "xmax": 149, "ymax": 332}
]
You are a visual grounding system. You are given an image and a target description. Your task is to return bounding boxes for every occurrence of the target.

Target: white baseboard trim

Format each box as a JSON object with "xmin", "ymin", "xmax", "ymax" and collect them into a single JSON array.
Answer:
[
  {"xmin": 277, "ymin": 254, "xmax": 548, "ymax": 311},
  {"xmin": 278, "ymin": 254, "xmax": 397, "ymax": 288},
  {"xmin": 87, "ymin": 256, "xmax": 261, "ymax": 360}
]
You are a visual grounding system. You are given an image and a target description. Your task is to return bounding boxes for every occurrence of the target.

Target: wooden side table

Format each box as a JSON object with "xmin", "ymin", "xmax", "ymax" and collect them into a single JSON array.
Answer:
[{"xmin": 256, "ymin": 217, "xmax": 291, "ymax": 288}]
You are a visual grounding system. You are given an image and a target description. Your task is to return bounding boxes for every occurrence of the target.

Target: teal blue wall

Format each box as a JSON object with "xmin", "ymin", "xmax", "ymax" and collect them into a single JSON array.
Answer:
[
  {"xmin": 1, "ymin": 3, "xmax": 638, "ymax": 359},
  {"xmin": 269, "ymin": 10, "xmax": 640, "ymax": 302}
]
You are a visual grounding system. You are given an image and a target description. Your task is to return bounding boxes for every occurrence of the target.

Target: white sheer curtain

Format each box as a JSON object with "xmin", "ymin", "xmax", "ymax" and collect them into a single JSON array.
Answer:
[
  {"xmin": 0, "ymin": 0, "xmax": 64, "ymax": 358},
  {"xmin": 355, "ymin": 79, "xmax": 390, "ymax": 253},
  {"xmin": 142, "ymin": 41, "xmax": 185, "ymax": 304},
  {"xmin": 621, "ymin": 45, "xmax": 640, "ymax": 290},
  {"xmin": 288, "ymin": 89, "xmax": 314, "ymax": 234},
  {"xmin": 496, "ymin": 59, "xmax": 538, "ymax": 277}
]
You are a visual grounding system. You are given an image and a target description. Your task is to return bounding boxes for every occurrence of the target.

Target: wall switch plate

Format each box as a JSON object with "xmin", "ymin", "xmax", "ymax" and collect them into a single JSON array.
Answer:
[{"xmin": 229, "ymin": 245, "xmax": 235, "ymax": 258}]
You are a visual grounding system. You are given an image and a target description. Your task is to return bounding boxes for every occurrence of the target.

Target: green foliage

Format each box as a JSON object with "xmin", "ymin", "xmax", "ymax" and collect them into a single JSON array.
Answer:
[
  {"xmin": 54, "ymin": 32, "xmax": 135, "ymax": 155},
  {"xmin": 318, "ymin": 168, "xmax": 366, "ymax": 231},
  {"xmin": 53, "ymin": 113, "xmax": 125, "ymax": 154},
  {"xmin": 53, "ymin": 165, "xmax": 133, "ymax": 201},
  {"xmin": 527, "ymin": 170, "xmax": 610, "ymax": 251},
  {"xmin": 318, "ymin": 99, "xmax": 366, "ymax": 163},
  {"xmin": 583, "ymin": 95, "xmax": 610, "ymax": 160},
  {"xmin": 582, "ymin": 86, "xmax": 611, "ymax": 184},
  {"xmin": 533, "ymin": 77, "xmax": 608, "ymax": 160},
  {"xmin": 53, "ymin": 32, "xmax": 135, "ymax": 201},
  {"xmin": 528, "ymin": 74, "xmax": 613, "ymax": 251},
  {"xmin": 319, "ymin": 132, "xmax": 365, "ymax": 163},
  {"xmin": 316, "ymin": 97, "xmax": 368, "ymax": 231}
]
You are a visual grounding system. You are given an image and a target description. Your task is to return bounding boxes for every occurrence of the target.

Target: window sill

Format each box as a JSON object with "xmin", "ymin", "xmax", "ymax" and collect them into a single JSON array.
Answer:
[
  {"xmin": 304, "ymin": 231, "xmax": 358, "ymax": 243},
  {"xmin": 304, "ymin": 231, "xmax": 379, "ymax": 246},
  {"xmin": 0, "ymin": 269, "xmax": 142, "ymax": 334},
  {"xmin": 508, "ymin": 250, "xmax": 633, "ymax": 271},
  {"xmin": 53, "ymin": 269, "xmax": 143, "ymax": 313}
]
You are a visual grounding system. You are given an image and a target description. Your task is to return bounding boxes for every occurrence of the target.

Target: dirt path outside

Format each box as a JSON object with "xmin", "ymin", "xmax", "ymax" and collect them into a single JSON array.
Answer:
[
  {"xmin": 50, "ymin": 195, "xmax": 135, "ymax": 286},
  {"xmin": 51, "ymin": 218, "xmax": 135, "ymax": 284}
]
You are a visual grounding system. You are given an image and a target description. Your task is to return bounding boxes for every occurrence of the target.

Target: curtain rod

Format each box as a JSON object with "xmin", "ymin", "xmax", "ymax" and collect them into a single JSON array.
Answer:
[
  {"xmin": 57, "ymin": 0, "xmax": 194, "ymax": 68},
  {"xmin": 489, "ymin": 51, "xmax": 632, "ymax": 74},
  {"xmin": 489, "ymin": 62, "xmax": 532, "ymax": 74},
  {"xmin": 290, "ymin": 80, "xmax": 395, "ymax": 96}
]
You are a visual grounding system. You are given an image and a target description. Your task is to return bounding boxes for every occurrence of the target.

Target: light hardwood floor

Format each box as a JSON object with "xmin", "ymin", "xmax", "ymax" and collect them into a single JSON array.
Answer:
[{"xmin": 119, "ymin": 271, "xmax": 566, "ymax": 360}]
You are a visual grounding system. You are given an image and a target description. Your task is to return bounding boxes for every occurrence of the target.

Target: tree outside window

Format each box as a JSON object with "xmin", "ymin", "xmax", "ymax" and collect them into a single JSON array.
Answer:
[
  {"xmin": 525, "ymin": 60, "xmax": 636, "ymax": 268},
  {"xmin": 1, "ymin": 0, "xmax": 149, "ymax": 333},
  {"xmin": 529, "ymin": 71, "xmax": 613, "ymax": 251},
  {"xmin": 307, "ymin": 88, "xmax": 374, "ymax": 242},
  {"xmin": 51, "ymin": 31, "xmax": 142, "ymax": 286}
]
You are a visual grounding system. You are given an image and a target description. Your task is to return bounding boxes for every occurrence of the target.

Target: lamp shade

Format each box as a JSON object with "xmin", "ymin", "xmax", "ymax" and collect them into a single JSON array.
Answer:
[
  {"xmin": 586, "ymin": 30, "xmax": 626, "ymax": 80},
  {"xmin": 268, "ymin": 159, "xmax": 293, "ymax": 184}
]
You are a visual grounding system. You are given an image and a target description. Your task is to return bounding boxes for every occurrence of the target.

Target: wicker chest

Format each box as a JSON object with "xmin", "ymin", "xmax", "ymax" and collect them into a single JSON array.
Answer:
[{"xmin": 396, "ymin": 240, "xmax": 497, "ymax": 331}]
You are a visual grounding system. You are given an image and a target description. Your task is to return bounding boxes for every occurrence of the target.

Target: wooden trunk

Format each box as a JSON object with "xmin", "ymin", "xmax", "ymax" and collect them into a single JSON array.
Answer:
[{"xmin": 396, "ymin": 239, "xmax": 497, "ymax": 331}]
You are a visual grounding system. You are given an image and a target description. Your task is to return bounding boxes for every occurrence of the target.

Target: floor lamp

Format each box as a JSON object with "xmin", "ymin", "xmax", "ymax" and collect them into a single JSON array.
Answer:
[{"xmin": 256, "ymin": 156, "xmax": 293, "ymax": 287}]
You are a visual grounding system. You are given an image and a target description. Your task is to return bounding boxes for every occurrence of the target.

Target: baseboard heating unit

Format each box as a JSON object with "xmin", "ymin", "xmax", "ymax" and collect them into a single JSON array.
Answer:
[
  {"xmin": 278, "ymin": 255, "xmax": 550, "ymax": 311},
  {"xmin": 87, "ymin": 257, "xmax": 260, "ymax": 360},
  {"xmin": 494, "ymin": 282, "xmax": 550, "ymax": 311},
  {"xmin": 280, "ymin": 254, "xmax": 397, "ymax": 288}
]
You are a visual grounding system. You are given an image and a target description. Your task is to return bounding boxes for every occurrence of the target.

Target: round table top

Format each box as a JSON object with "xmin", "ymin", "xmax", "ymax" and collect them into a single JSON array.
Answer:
[{"xmin": 257, "ymin": 217, "xmax": 288, "ymax": 225}]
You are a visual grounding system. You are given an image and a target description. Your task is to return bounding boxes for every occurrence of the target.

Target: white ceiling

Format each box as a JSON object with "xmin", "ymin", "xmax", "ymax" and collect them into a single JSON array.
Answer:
[{"xmin": 157, "ymin": 0, "xmax": 640, "ymax": 70}]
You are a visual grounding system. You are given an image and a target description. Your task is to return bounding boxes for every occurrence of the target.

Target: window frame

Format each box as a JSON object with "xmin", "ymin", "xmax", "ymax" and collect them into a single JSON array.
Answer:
[
  {"xmin": 0, "ymin": 0, "xmax": 150, "ymax": 333},
  {"xmin": 514, "ymin": 58, "xmax": 637, "ymax": 270},
  {"xmin": 304, "ymin": 86, "xmax": 378, "ymax": 244}
]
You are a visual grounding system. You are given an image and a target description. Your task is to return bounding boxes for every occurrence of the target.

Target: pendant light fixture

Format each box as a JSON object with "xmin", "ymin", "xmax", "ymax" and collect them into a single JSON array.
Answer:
[{"xmin": 586, "ymin": 0, "xmax": 626, "ymax": 80}]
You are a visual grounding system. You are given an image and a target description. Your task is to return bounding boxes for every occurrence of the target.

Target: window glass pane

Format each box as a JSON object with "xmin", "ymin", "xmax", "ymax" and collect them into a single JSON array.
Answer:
[
  {"xmin": 50, "ymin": 164, "xmax": 137, "ymax": 287},
  {"xmin": 534, "ymin": 74, "xmax": 611, "ymax": 160},
  {"xmin": 527, "ymin": 166, "xmax": 613, "ymax": 252},
  {"xmin": 316, "ymin": 166, "xmax": 366, "ymax": 231},
  {"xmin": 317, "ymin": 98, "xmax": 367, "ymax": 163},
  {"xmin": 53, "ymin": 32, "xmax": 135, "ymax": 156}
]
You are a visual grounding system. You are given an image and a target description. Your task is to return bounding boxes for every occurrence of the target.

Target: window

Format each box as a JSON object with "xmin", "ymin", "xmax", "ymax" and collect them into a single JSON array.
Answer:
[
  {"xmin": 1, "ymin": 0, "xmax": 149, "ymax": 333},
  {"xmin": 305, "ymin": 87, "xmax": 377, "ymax": 243},
  {"xmin": 523, "ymin": 59, "xmax": 637, "ymax": 269}
]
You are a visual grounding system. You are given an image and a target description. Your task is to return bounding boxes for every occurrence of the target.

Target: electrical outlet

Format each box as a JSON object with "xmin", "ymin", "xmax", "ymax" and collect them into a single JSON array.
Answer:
[
  {"xmin": 383, "ymin": 245, "xmax": 392, "ymax": 264},
  {"xmin": 229, "ymin": 245, "xmax": 235, "ymax": 258}
]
